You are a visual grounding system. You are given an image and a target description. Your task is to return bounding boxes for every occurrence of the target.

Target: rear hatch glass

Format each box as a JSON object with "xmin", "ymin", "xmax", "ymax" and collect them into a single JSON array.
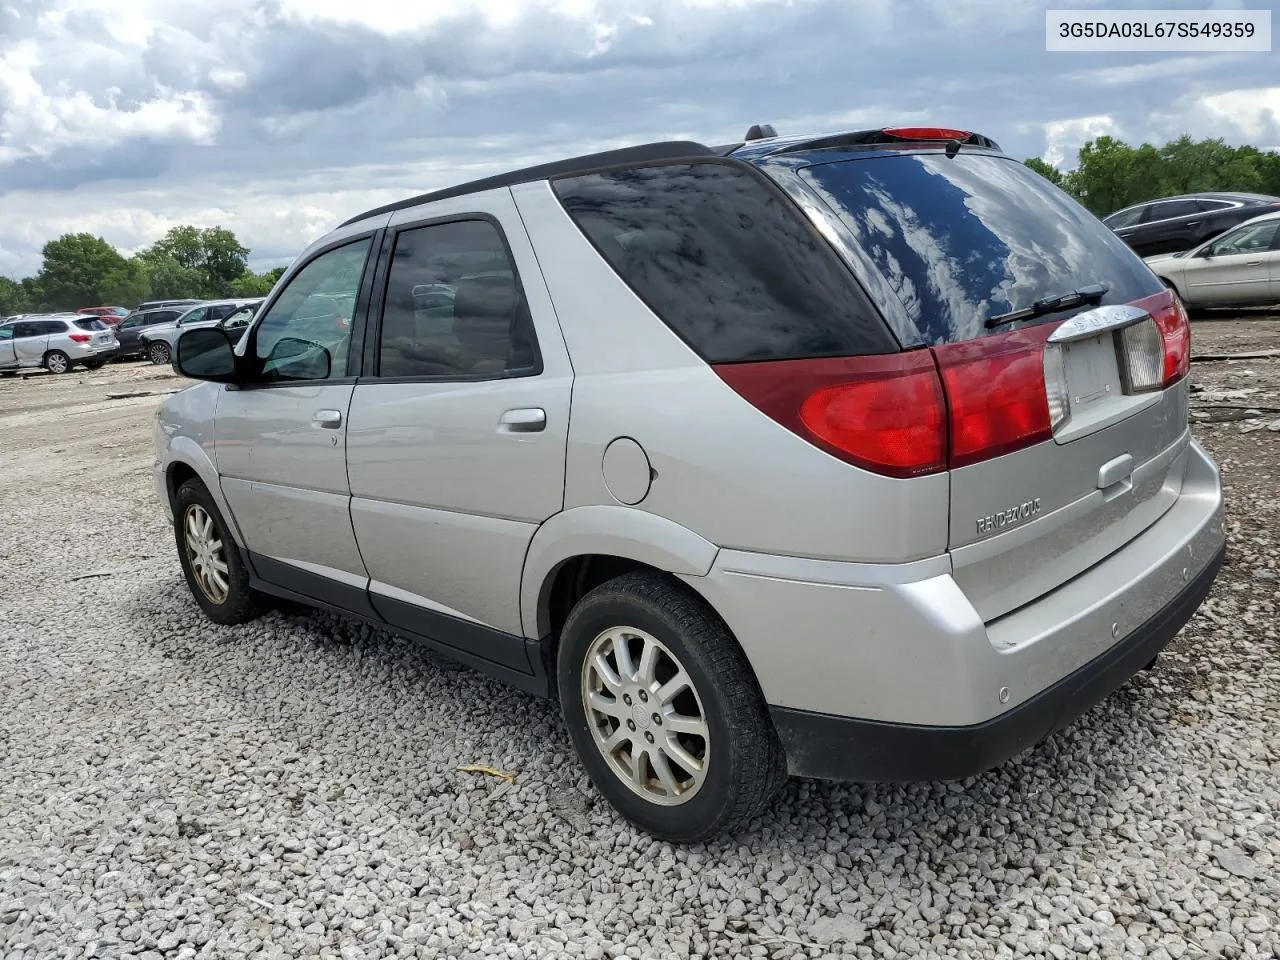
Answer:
[
  {"xmin": 799, "ymin": 152, "xmax": 1163, "ymax": 345},
  {"xmin": 799, "ymin": 153, "xmax": 1187, "ymax": 621},
  {"xmin": 73, "ymin": 318, "xmax": 108, "ymax": 331}
]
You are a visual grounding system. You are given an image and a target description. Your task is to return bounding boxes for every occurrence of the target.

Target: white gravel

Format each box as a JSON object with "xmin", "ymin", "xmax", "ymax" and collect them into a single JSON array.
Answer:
[{"xmin": 2, "ymin": 362, "xmax": 1279, "ymax": 960}]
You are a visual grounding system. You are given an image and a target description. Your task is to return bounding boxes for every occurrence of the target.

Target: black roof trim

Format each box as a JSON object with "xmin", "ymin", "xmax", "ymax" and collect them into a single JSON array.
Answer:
[{"xmin": 340, "ymin": 140, "xmax": 717, "ymax": 227}]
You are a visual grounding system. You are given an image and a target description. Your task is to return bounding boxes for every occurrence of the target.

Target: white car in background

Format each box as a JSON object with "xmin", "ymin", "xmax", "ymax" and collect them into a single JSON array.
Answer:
[
  {"xmin": 1145, "ymin": 211, "xmax": 1280, "ymax": 308},
  {"xmin": 0, "ymin": 314, "xmax": 119, "ymax": 374},
  {"xmin": 139, "ymin": 298, "xmax": 263, "ymax": 365}
]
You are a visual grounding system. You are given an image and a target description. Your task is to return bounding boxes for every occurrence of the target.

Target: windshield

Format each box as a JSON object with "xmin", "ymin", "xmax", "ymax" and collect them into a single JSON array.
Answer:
[{"xmin": 799, "ymin": 153, "xmax": 1162, "ymax": 344}]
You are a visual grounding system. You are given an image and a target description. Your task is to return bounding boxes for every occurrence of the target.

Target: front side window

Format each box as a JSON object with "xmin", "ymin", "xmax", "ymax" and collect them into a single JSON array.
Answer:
[
  {"xmin": 554, "ymin": 161, "xmax": 895, "ymax": 362},
  {"xmin": 0, "ymin": 326, "xmax": 13, "ymax": 341},
  {"xmin": 1104, "ymin": 206, "xmax": 1146, "ymax": 229},
  {"xmin": 1150, "ymin": 200, "xmax": 1200, "ymax": 220},
  {"xmin": 377, "ymin": 220, "xmax": 540, "ymax": 379},
  {"xmin": 1210, "ymin": 221, "xmax": 1279, "ymax": 256},
  {"xmin": 253, "ymin": 238, "xmax": 371, "ymax": 382},
  {"xmin": 179, "ymin": 307, "xmax": 209, "ymax": 326}
]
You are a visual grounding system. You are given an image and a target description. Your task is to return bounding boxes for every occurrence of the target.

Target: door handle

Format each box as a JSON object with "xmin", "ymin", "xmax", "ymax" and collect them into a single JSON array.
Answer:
[
  {"xmin": 1184, "ymin": 221, "xmax": 1199, "ymax": 227},
  {"xmin": 1245, "ymin": 260, "xmax": 1263, "ymax": 266},
  {"xmin": 312, "ymin": 409, "xmax": 343, "ymax": 429},
  {"xmin": 498, "ymin": 407, "xmax": 546, "ymax": 433}
]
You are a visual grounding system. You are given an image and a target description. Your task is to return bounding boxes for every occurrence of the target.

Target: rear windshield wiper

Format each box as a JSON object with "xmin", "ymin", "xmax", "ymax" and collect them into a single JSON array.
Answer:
[{"xmin": 985, "ymin": 282, "xmax": 1109, "ymax": 329}]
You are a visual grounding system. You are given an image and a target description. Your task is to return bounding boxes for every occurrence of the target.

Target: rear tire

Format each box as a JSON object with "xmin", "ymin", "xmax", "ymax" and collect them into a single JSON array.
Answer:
[
  {"xmin": 557, "ymin": 571, "xmax": 786, "ymax": 842},
  {"xmin": 44, "ymin": 350, "xmax": 72, "ymax": 374},
  {"xmin": 173, "ymin": 479, "xmax": 265, "ymax": 625},
  {"xmin": 148, "ymin": 341, "xmax": 171, "ymax": 365}
]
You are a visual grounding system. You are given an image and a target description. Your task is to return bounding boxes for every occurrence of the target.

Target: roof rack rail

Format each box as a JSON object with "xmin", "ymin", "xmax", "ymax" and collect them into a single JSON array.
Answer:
[
  {"xmin": 340, "ymin": 140, "xmax": 718, "ymax": 227},
  {"xmin": 772, "ymin": 128, "xmax": 1001, "ymax": 156}
]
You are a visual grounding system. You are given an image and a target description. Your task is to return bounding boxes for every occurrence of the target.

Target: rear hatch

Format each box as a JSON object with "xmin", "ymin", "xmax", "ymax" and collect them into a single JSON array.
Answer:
[
  {"xmin": 795, "ymin": 150, "xmax": 1191, "ymax": 621},
  {"xmin": 73, "ymin": 317, "xmax": 116, "ymax": 349}
]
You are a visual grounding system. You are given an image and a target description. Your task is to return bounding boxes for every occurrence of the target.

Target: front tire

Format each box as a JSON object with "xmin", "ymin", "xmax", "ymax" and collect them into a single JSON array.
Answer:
[
  {"xmin": 148, "ymin": 341, "xmax": 171, "ymax": 365},
  {"xmin": 173, "ymin": 479, "xmax": 264, "ymax": 625},
  {"xmin": 44, "ymin": 350, "xmax": 72, "ymax": 374},
  {"xmin": 557, "ymin": 572, "xmax": 786, "ymax": 842}
]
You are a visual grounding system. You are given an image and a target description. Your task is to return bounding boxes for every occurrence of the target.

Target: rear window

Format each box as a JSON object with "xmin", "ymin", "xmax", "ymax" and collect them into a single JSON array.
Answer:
[
  {"xmin": 800, "ymin": 154, "xmax": 1163, "ymax": 344},
  {"xmin": 553, "ymin": 161, "xmax": 897, "ymax": 362},
  {"xmin": 73, "ymin": 318, "xmax": 107, "ymax": 331}
]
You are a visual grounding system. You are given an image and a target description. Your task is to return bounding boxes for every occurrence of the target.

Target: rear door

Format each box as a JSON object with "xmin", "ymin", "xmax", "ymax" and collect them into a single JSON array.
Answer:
[
  {"xmin": 798, "ymin": 152, "xmax": 1187, "ymax": 621},
  {"xmin": 1144, "ymin": 199, "xmax": 1203, "ymax": 254},
  {"xmin": 346, "ymin": 189, "xmax": 572, "ymax": 660}
]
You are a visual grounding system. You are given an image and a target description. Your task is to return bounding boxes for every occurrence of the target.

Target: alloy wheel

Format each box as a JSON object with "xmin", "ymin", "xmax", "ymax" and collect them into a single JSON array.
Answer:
[{"xmin": 183, "ymin": 504, "xmax": 229, "ymax": 603}]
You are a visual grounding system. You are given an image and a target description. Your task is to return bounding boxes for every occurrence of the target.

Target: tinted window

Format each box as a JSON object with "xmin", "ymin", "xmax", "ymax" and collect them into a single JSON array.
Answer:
[
  {"xmin": 148, "ymin": 311, "xmax": 179, "ymax": 324},
  {"xmin": 253, "ymin": 238, "xmax": 371, "ymax": 382},
  {"xmin": 1196, "ymin": 199, "xmax": 1232, "ymax": 212},
  {"xmin": 39, "ymin": 321, "xmax": 69, "ymax": 334},
  {"xmin": 554, "ymin": 161, "xmax": 895, "ymax": 362},
  {"xmin": 73, "ymin": 318, "xmax": 106, "ymax": 331},
  {"xmin": 1210, "ymin": 221, "xmax": 1279, "ymax": 256},
  {"xmin": 13, "ymin": 322, "xmax": 40, "ymax": 337},
  {"xmin": 1104, "ymin": 205, "xmax": 1146, "ymax": 228},
  {"xmin": 1150, "ymin": 200, "xmax": 1200, "ymax": 220},
  {"xmin": 378, "ymin": 220, "xmax": 540, "ymax": 379},
  {"xmin": 800, "ymin": 154, "xmax": 1163, "ymax": 344}
]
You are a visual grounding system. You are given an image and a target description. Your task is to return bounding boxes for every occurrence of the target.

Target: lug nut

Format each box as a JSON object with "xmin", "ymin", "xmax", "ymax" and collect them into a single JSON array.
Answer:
[
  {"xmin": 644, "ymin": 732, "xmax": 655, "ymax": 743},
  {"xmin": 638, "ymin": 690, "xmax": 648, "ymax": 702},
  {"xmin": 652, "ymin": 714, "xmax": 662, "ymax": 726},
  {"xmin": 626, "ymin": 719, "xmax": 636, "ymax": 731},
  {"xmin": 623, "ymin": 694, "xmax": 632, "ymax": 706}
]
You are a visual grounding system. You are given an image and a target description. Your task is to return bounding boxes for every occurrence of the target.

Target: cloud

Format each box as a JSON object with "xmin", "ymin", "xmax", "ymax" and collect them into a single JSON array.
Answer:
[{"xmin": 1, "ymin": 0, "xmax": 1278, "ymax": 279}]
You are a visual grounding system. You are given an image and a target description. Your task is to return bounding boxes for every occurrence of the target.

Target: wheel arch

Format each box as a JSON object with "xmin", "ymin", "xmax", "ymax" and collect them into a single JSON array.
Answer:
[
  {"xmin": 521, "ymin": 505, "xmax": 720, "ymax": 645},
  {"xmin": 163, "ymin": 440, "xmax": 247, "ymax": 549}
]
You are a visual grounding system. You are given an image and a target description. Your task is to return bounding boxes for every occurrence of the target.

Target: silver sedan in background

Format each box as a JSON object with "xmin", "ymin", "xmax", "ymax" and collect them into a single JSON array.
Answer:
[{"xmin": 1146, "ymin": 211, "xmax": 1280, "ymax": 308}]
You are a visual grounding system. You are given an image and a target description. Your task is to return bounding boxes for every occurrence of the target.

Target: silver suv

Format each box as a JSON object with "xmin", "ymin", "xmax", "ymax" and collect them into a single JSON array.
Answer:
[
  {"xmin": 1, "ymin": 314, "xmax": 118, "ymax": 374},
  {"xmin": 155, "ymin": 127, "xmax": 1226, "ymax": 841}
]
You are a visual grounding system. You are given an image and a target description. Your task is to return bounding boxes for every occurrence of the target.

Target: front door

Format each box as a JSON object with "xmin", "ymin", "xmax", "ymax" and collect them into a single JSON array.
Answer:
[
  {"xmin": 1183, "ymin": 219, "xmax": 1279, "ymax": 306},
  {"xmin": 214, "ymin": 231, "xmax": 380, "ymax": 610},
  {"xmin": 346, "ymin": 192, "xmax": 572, "ymax": 669},
  {"xmin": 0, "ymin": 325, "xmax": 15, "ymax": 369}
]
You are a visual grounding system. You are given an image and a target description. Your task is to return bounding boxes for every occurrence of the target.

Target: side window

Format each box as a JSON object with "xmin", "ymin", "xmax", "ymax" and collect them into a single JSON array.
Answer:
[
  {"xmin": 13, "ymin": 322, "xmax": 38, "ymax": 338},
  {"xmin": 152, "ymin": 311, "xmax": 180, "ymax": 324},
  {"xmin": 1196, "ymin": 199, "xmax": 1232, "ymax": 212},
  {"xmin": 119, "ymin": 316, "xmax": 141, "ymax": 330},
  {"xmin": 40, "ymin": 321, "xmax": 68, "ymax": 335},
  {"xmin": 1211, "ymin": 221, "xmax": 1279, "ymax": 256},
  {"xmin": 1104, "ymin": 206, "xmax": 1145, "ymax": 229},
  {"xmin": 253, "ymin": 238, "xmax": 371, "ymax": 382},
  {"xmin": 179, "ymin": 307, "xmax": 209, "ymax": 326},
  {"xmin": 0, "ymin": 326, "xmax": 13, "ymax": 341},
  {"xmin": 377, "ymin": 219, "xmax": 541, "ymax": 379},
  {"xmin": 1151, "ymin": 200, "xmax": 1200, "ymax": 220},
  {"xmin": 553, "ymin": 162, "xmax": 896, "ymax": 362}
]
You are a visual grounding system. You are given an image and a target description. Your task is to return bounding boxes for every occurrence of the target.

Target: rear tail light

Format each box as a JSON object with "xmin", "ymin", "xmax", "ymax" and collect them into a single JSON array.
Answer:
[
  {"xmin": 714, "ymin": 353, "xmax": 947, "ymax": 478},
  {"xmin": 1131, "ymin": 289, "xmax": 1190, "ymax": 386},
  {"xmin": 68, "ymin": 333, "xmax": 92, "ymax": 343},
  {"xmin": 715, "ymin": 289, "xmax": 1188, "ymax": 478},
  {"xmin": 932, "ymin": 327, "xmax": 1056, "ymax": 469}
]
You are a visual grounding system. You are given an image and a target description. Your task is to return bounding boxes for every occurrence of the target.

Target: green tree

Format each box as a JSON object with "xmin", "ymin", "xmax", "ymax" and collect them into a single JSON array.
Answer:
[
  {"xmin": 229, "ymin": 270, "xmax": 278, "ymax": 298},
  {"xmin": 34, "ymin": 233, "xmax": 126, "ymax": 310},
  {"xmin": 98, "ymin": 257, "xmax": 151, "ymax": 308},
  {"xmin": 141, "ymin": 225, "xmax": 251, "ymax": 298},
  {"xmin": 1023, "ymin": 157, "xmax": 1064, "ymax": 186},
  {"xmin": 145, "ymin": 256, "xmax": 207, "ymax": 300},
  {"xmin": 0, "ymin": 276, "xmax": 32, "ymax": 316}
]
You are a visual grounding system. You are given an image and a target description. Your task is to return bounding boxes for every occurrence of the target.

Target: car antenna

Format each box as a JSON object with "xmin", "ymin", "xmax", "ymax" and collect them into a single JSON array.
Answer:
[{"xmin": 745, "ymin": 123, "xmax": 778, "ymax": 141}]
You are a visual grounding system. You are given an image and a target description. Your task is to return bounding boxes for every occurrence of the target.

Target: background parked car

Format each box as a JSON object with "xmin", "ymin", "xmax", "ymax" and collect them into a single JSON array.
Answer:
[
  {"xmin": 0, "ymin": 314, "xmax": 118, "ymax": 374},
  {"xmin": 76, "ymin": 306, "xmax": 130, "ymax": 326},
  {"xmin": 135, "ymin": 298, "xmax": 205, "ymax": 311},
  {"xmin": 1145, "ymin": 210, "xmax": 1280, "ymax": 308},
  {"xmin": 1104, "ymin": 192, "xmax": 1280, "ymax": 257},
  {"xmin": 113, "ymin": 307, "xmax": 187, "ymax": 360},
  {"xmin": 140, "ymin": 298, "xmax": 263, "ymax": 364}
]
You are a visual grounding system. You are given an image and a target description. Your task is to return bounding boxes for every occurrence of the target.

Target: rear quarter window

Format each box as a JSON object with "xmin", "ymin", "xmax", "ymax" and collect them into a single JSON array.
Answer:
[
  {"xmin": 799, "ymin": 153, "xmax": 1163, "ymax": 344},
  {"xmin": 552, "ymin": 161, "xmax": 897, "ymax": 362},
  {"xmin": 73, "ymin": 319, "xmax": 107, "ymax": 331}
]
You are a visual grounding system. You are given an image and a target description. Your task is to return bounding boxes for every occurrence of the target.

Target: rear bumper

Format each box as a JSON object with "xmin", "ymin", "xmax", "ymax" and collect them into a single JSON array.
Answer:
[
  {"xmin": 770, "ymin": 540, "xmax": 1223, "ymax": 781},
  {"xmin": 687, "ymin": 438, "xmax": 1225, "ymax": 782}
]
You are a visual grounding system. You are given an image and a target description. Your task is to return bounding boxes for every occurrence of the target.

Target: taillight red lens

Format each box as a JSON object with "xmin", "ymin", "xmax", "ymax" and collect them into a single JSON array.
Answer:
[
  {"xmin": 713, "ymin": 352, "xmax": 947, "ymax": 478},
  {"xmin": 1131, "ymin": 289, "xmax": 1189, "ymax": 386},
  {"xmin": 882, "ymin": 126, "xmax": 972, "ymax": 141},
  {"xmin": 932, "ymin": 326, "xmax": 1056, "ymax": 468},
  {"xmin": 68, "ymin": 333, "xmax": 92, "ymax": 342}
]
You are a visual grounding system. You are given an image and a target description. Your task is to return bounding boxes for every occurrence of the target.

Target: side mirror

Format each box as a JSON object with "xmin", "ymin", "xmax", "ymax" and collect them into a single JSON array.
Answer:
[
  {"xmin": 176, "ymin": 327, "xmax": 240, "ymax": 383},
  {"xmin": 1198, "ymin": 247, "xmax": 1216, "ymax": 259},
  {"xmin": 262, "ymin": 336, "xmax": 332, "ymax": 381}
]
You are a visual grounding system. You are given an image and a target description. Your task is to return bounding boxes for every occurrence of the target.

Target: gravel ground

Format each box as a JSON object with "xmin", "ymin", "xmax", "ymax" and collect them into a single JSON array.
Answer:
[{"xmin": 2, "ymin": 332, "xmax": 1278, "ymax": 960}]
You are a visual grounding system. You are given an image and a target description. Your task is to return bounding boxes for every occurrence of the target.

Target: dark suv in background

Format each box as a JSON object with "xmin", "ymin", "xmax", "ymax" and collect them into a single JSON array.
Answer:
[
  {"xmin": 114, "ymin": 306, "xmax": 188, "ymax": 359},
  {"xmin": 1104, "ymin": 192, "xmax": 1280, "ymax": 257}
]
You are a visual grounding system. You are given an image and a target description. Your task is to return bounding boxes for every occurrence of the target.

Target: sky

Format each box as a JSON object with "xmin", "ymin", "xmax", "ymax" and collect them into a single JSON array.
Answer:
[{"xmin": 1, "ymin": 0, "xmax": 1277, "ymax": 279}]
